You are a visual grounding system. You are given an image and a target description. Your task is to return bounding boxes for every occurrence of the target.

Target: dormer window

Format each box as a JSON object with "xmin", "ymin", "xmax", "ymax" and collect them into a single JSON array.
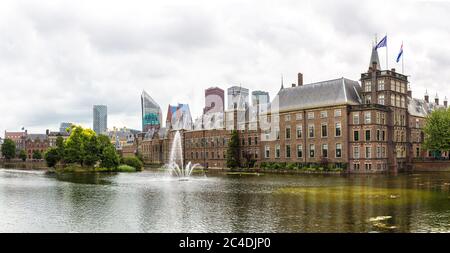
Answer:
[{"xmin": 365, "ymin": 81, "xmax": 372, "ymax": 92}]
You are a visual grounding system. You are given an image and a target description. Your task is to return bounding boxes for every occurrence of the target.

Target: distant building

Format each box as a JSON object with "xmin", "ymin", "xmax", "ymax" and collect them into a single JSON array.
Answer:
[
  {"xmin": 59, "ymin": 122, "xmax": 73, "ymax": 134},
  {"xmin": 93, "ymin": 105, "xmax": 107, "ymax": 135},
  {"xmin": 4, "ymin": 130, "xmax": 27, "ymax": 153},
  {"xmin": 141, "ymin": 90, "xmax": 162, "ymax": 134},
  {"xmin": 108, "ymin": 127, "xmax": 140, "ymax": 150},
  {"xmin": 166, "ymin": 103, "xmax": 193, "ymax": 130},
  {"xmin": 227, "ymin": 86, "xmax": 249, "ymax": 110},
  {"xmin": 25, "ymin": 134, "xmax": 48, "ymax": 160},
  {"xmin": 203, "ymin": 87, "xmax": 224, "ymax": 114}
]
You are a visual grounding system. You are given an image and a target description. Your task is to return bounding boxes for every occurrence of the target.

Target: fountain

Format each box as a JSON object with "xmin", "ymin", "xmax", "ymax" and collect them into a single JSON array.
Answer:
[{"xmin": 166, "ymin": 131, "xmax": 199, "ymax": 180}]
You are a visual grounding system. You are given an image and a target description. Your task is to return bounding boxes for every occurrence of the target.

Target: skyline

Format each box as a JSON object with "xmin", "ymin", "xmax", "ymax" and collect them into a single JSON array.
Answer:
[{"xmin": 2, "ymin": 0, "xmax": 450, "ymax": 136}]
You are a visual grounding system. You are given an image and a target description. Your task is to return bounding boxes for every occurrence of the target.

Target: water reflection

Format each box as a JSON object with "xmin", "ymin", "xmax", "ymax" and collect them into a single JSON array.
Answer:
[{"xmin": 0, "ymin": 169, "xmax": 449, "ymax": 232}]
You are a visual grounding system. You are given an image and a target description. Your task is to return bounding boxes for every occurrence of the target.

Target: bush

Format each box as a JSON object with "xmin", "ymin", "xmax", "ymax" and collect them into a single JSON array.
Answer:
[
  {"xmin": 116, "ymin": 165, "xmax": 137, "ymax": 172},
  {"xmin": 121, "ymin": 156, "xmax": 144, "ymax": 171},
  {"xmin": 19, "ymin": 150, "xmax": 27, "ymax": 161},
  {"xmin": 287, "ymin": 162, "xmax": 297, "ymax": 170},
  {"xmin": 32, "ymin": 150, "xmax": 42, "ymax": 160},
  {"xmin": 44, "ymin": 148, "xmax": 60, "ymax": 167}
]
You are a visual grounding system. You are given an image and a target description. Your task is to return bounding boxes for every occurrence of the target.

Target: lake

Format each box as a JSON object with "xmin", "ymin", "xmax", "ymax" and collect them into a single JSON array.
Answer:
[{"xmin": 0, "ymin": 168, "xmax": 449, "ymax": 232}]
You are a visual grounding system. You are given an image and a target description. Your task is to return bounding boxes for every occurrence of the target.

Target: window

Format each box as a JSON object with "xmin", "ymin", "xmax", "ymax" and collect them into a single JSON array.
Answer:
[
  {"xmin": 353, "ymin": 163, "xmax": 360, "ymax": 171},
  {"xmin": 376, "ymin": 146, "xmax": 381, "ymax": 158},
  {"xmin": 296, "ymin": 113, "xmax": 303, "ymax": 120},
  {"xmin": 285, "ymin": 115, "xmax": 291, "ymax": 121},
  {"xmin": 354, "ymin": 131, "xmax": 359, "ymax": 141},
  {"xmin": 376, "ymin": 129, "xmax": 381, "ymax": 141},
  {"xmin": 365, "ymin": 81, "xmax": 372, "ymax": 92},
  {"xmin": 381, "ymin": 113, "xmax": 386, "ymax": 124},
  {"xmin": 334, "ymin": 109, "xmax": 342, "ymax": 117},
  {"xmin": 296, "ymin": 125, "xmax": 302, "ymax": 139},
  {"xmin": 396, "ymin": 95, "xmax": 400, "ymax": 107},
  {"xmin": 365, "ymin": 95, "xmax": 372, "ymax": 104},
  {"xmin": 255, "ymin": 137, "xmax": 258, "ymax": 145},
  {"xmin": 286, "ymin": 145, "xmax": 291, "ymax": 158},
  {"xmin": 378, "ymin": 79, "xmax": 384, "ymax": 90},
  {"xmin": 365, "ymin": 146, "xmax": 371, "ymax": 158},
  {"xmin": 401, "ymin": 96, "xmax": 405, "ymax": 108},
  {"xmin": 416, "ymin": 147, "xmax": 420, "ymax": 157},
  {"xmin": 378, "ymin": 94, "xmax": 385, "ymax": 105},
  {"xmin": 335, "ymin": 122, "xmax": 342, "ymax": 137},
  {"xmin": 353, "ymin": 113, "xmax": 360, "ymax": 124},
  {"xmin": 365, "ymin": 130, "xmax": 371, "ymax": 141},
  {"xmin": 391, "ymin": 95, "xmax": 395, "ymax": 106},
  {"xmin": 309, "ymin": 144, "xmax": 315, "ymax": 158},
  {"xmin": 275, "ymin": 145, "xmax": 280, "ymax": 158},
  {"xmin": 285, "ymin": 126, "xmax": 291, "ymax": 139},
  {"xmin": 242, "ymin": 138, "xmax": 245, "ymax": 145},
  {"xmin": 276, "ymin": 128, "xmax": 280, "ymax": 140},
  {"xmin": 364, "ymin": 112, "xmax": 371, "ymax": 124},
  {"xmin": 365, "ymin": 163, "xmax": 372, "ymax": 171},
  {"xmin": 415, "ymin": 119, "xmax": 420, "ymax": 128},
  {"xmin": 336, "ymin": 143, "xmax": 342, "ymax": 158},
  {"xmin": 322, "ymin": 144, "xmax": 328, "ymax": 158},
  {"xmin": 321, "ymin": 124, "xmax": 328, "ymax": 137},
  {"xmin": 248, "ymin": 137, "xmax": 252, "ymax": 145},
  {"xmin": 265, "ymin": 146, "xmax": 270, "ymax": 158},
  {"xmin": 307, "ymin": 112, "xmax": 314, "ymax": 119},
  {"xmin": 320, "ymin": 111, "xmax": 328, "ymax": 118},
  {"xmin": 308, "ymin": 124, "xmax": 315, "ymax": 138},
  {"xmin": 264, "ymin": 130, "xmax": 270, "ymax": 140},
  {"xmin": 297, "ymin": 145, "xmax": 303, "ymax": 158},
  {"xmin": 353, "ymin": 146, "xmax": 360, "ymax": 159},
  {"xmin": 400, "ymin": 82, "xmax": 405, "ymax": 93}
]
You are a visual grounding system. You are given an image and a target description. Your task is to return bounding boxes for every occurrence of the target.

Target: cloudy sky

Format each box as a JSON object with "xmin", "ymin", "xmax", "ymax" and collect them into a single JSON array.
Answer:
[{"xmin": 1, "ymin": 0, "xmax": 450, "ymax": 136}]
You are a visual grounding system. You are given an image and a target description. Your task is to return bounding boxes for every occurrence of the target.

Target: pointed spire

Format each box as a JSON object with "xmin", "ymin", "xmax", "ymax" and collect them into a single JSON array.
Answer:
[{"xmin": 369, "ymin": 46, "xmax": 381, "ymax": 71}]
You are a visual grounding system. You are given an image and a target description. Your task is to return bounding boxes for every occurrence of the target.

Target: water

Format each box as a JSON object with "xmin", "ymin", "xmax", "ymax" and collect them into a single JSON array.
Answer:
[{"xmin": 0, "ymin": 168, "xmax": 449, "ymax": 232}]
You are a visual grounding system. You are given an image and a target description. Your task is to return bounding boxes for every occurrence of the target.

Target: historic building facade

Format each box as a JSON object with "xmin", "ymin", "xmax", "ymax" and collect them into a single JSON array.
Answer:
[{"xmin": 137, "ymin": 47, "xmax": 445, "ymax": 173}]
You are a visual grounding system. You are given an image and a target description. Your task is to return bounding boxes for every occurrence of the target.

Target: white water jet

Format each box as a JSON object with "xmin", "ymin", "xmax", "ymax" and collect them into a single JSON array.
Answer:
[{"xmin": 165, "ymin": 131, "xmax": 200, "ymax": 180}]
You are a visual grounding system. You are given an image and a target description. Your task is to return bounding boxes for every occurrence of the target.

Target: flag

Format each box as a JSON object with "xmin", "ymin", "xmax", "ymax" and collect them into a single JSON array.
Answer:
[
  {"xmin": 375, "ymin": 35, "xmax": 387, "ymax": 49},
  {"xmin": 396, "ymin": 42, "xmax": 403, "ymax": 63}
]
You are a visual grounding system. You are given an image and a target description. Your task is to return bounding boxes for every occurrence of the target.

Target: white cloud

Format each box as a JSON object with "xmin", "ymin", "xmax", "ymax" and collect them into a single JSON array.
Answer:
[{"xmin": 1, "ymin": 0, "xmax": 450, "ymax": 136}]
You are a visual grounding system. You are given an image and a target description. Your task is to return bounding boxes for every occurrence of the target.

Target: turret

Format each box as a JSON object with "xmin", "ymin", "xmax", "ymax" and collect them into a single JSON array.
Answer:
[
  {"xmin": 435, "ymin": 93, "xmax": 439, "ymax": 105},
  {"xmin": 424, "ymin": 90, "xmax": 429, "ymax": 103}
]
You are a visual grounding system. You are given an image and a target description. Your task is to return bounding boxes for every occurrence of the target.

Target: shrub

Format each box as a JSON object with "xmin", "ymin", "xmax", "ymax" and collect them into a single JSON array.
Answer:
[
  {"xmin": 44, "ymin": 148, "xmax": 60, "ymax": 167},
  {"xmin": 116, "ymin": 164, "xmax": 137, "ymax": 172},
  {"xmin": 287, "ymin": 162, "xmax": 297, "ymax": 170},
  {"xmin": 19, "ymin": 150, "xmax": 27, "ymax": 161},
  {"xmin": 121, "ymin": 156, "xmax": 144, "ymax": 171}
]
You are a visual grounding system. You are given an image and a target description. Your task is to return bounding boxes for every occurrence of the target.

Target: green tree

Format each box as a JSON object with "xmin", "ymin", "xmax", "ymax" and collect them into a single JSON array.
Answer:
[
  {"xmin": 44, "ymin": 148, "xmax": 60, "ymax": 167},
  {"xmin": 82, "ymin": 135, "xmax": 99, "ymax": 166},
  {"xmin": 56, "ymin": 136, "xmax": 65, "ymax": 161},
  {"xmin": 100, "ymin": 145, "xmax": 120, "ymax": 169},
  {"xmin": 19, "ymin": 149, "xmax": 27, "ymax": 161},
  {"xmin": 64, "ymin": 126, "xmax": 84, "ymax": 164},
  {"xmin": 1, "ymin": 139, "xmax": 16, "ymax": 160},
  {"xmin": 423, "ymin": 108, "xmax": 450, "ymax": 158},
  {"xmin": 32, "ymin": 150, "xmax": 42, "ymax": 160},
  {"xmin": 226, "ymin": 130, "xmax": 240, "ymax": 169}
]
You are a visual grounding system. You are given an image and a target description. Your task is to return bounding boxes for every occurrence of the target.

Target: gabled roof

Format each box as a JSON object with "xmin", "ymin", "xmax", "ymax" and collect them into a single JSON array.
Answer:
[
  {"xmin": 271, "ymin": 77, "xmax": 362, "ymax": 112},
  {"xmin": 407, "ymin": 97, "xmax": 446, "ymax": 118}
]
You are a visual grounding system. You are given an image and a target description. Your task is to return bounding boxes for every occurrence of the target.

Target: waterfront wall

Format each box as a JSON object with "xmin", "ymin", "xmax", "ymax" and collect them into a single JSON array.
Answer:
[
  {"xmin": 411, "ymin": 161, "xmax": 450, "ymax": 172},
  {"xmin": 0, "ymin": 159, "xmax": 48, "ymax": 170}
]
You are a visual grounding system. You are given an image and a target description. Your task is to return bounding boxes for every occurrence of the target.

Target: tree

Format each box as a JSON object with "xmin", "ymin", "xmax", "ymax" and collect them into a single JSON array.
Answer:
[
  {"xmin": 82, "ymin": 135, "xmax": 99, "ymax": 166},
  {"xmin": 100, "ymin": 145, "xmax": 120, "ymax": 169},
  {"xmin": 1, "ymin": 139, "xmax": 16, "ymax": 160},
  {"xmin": 226, "ymin": 130, "xmax": 240, "ymax": 169},
  {"xmin": 32, "ymin": 150, "xmax": 42, "ymax": 160},
  {"xmin": 56, "ymin": 136, "xmax": 65, "ymax": 160},
  {"xmin": 423, "ymin": 108, "xmax": 450, "ymax": 158},
  {"xmin": 19, "ymin": 150, "xmax": 27, "ymax": 161},
  {"xmin": 44, "ymin": 148, "xmax": 60, "ymax": 167}
]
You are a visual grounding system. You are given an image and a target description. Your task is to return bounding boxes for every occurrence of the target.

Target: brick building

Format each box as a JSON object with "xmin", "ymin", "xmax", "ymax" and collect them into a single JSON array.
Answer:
[{"xmin": 138, "ymin": 46, "xmax": 446, "ymax": 173}]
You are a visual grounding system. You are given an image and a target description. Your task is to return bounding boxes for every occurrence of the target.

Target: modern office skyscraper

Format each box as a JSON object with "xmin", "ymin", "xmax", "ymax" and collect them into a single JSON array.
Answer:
[
  {"xmin": 203, "ymin": 87, "xmax": 224, "ymax": 114},
  {"xmin": 93, "ymin": 105, "xmax": 107, "ymax": 135},
  {"xmin": 59, "ymin": 122, "xmax": 73, "ymax": 134},
  {"xmin": 141, "ymin": 90, "xmax": 162, "ymax": 133},
  {"xmin": 227, "ymin": 86, "xmax": 249, "ymax": 110},
  {"xmin": 166, "ymin": 103, "xmax": 193, "ymax": 130},
  {"xmin": 251, "ymin": 90, "xmax": 270, "ymax": 107}
]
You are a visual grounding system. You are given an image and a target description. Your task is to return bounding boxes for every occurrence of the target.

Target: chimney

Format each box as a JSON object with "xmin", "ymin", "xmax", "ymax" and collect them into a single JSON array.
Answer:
[
  {"xmin": 424, "ymin": 90, "xmax": 429, "ymax": 103},
  {"xmin": 298, "ymin": 73, "xmax": 303, "ymax": 86},
  {"xmin": 435, "ymin": 93, "xmax": 439, "ymax": 105},
  {"xmin": 391, "ymin": 68, "xmax": 396, "ymax": 72},
  {"xmin": 292, "ymin": 83, "xmax": 296, "ymax": 88},
  {"xmin": 444, "ymin": 97, "xmax": 448, "ymax": 108},
  {"xmin": 46, "ymin": 129, "xmax": 49, "ymax": 135}
]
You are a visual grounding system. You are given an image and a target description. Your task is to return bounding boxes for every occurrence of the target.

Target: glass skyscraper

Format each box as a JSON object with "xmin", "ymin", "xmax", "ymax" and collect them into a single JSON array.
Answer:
[
  {"xmin": 141, "ymin": 90, "xmax": 162, "ymax": 133},
  {"xmin": 93, "ymin": 105, "xmax": 107, "ymax": 135}
]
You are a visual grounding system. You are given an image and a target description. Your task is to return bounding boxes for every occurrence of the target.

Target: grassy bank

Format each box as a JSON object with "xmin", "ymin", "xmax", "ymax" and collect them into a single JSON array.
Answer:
[{"xmin": 50, "ymin": 164, "xmax": 139, "ymax": 174}]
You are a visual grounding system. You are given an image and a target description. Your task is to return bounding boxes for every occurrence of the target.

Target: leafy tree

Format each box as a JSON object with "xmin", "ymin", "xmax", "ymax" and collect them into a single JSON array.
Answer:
[
  {"xmin": 44, "ymin": 148, "xmax": 60, "ymax": 167},
  {"xmin": 64, "ymin": 126, "xmax": 84, "ymax": 164},
  {"xmin": 56, "ymin": 136, "xmax": 65, "ymax": 160},
  {"xmin": 100, "ymin": 145, "xmax": 120, "ymax": 169},
  {"xmin": 1, "ymin": 139, "xmax": 16, "ymax": 160},
  {"xmin": 423, "ymin": 108, "xmax": 450, "ymax": 158},
  {"xmin": 32, "ymin": 150, "xmax": 42, "ymax": 160},
  {"xmin": 226, "ymin": 130, "xmax": 240, "ymax": 169},
  {"xmin": 82, "ymin": 135, "xmax": 99, "ymax": 166},
  {"xmin": 121, "ymin": 156, "xmax": 144, "ymax": 171},
  {"xmin": 19, "ymin": 150, "xmax": 27, "ymax": 161}
]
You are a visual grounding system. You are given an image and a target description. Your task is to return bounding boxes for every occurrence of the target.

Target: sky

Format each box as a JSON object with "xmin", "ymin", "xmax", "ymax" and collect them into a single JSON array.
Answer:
[{"xmin": 1, "ymin": 0, "xmax": 450, "ymax": 137}]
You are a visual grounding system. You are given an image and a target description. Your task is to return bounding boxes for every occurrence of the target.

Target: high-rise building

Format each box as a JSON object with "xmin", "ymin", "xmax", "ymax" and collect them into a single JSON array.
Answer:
[
  {"xmin": 141, "ymin": 90, "xmax": 162, "ymax": 133},
  {"xmin": 59, "ymin": 122, "xmax": 73, "ymax": 134},
  {"xmin": 166, "ymin": 103, "xmax": 193, "ymax": 130},
  {"xmin": 93, "ymin": 105, "xmax": 107, "ymax": 135},
  {"xmin": 203, "ymin": 87, "xmax": 224, "ymax": 114},
  {"xmin": 227, "ymin": 86, "xmax": 249, "ymax": 110}
]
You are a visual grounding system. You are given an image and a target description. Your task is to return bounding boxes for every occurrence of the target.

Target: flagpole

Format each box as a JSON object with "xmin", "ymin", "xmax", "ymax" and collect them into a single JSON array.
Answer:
[
  {"xmin": 402, "ymin": 41, "xmax": 404, "ymax": 74},
  {"xmin": 386, "ymin": 33, "xmax": 388, "ymax": 70}
]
